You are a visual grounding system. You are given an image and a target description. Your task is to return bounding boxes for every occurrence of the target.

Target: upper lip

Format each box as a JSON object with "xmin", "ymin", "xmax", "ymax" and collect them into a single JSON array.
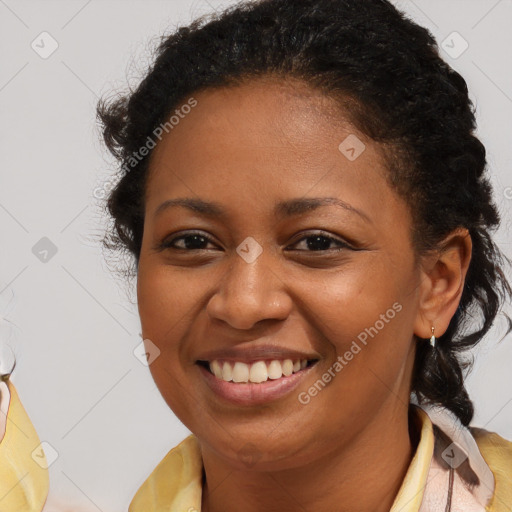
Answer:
[{"xmin": 195, "ymin": 344, "xmax": 320, "ymax": 364}]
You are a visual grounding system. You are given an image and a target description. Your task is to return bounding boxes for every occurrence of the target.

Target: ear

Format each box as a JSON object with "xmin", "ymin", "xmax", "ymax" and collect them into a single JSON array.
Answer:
[{"xmin": 413, "ymin": 228, "xmax": 472, "ymax": 339}]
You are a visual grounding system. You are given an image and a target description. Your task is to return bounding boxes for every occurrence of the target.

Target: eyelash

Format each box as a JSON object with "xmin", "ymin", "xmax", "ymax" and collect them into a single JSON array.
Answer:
[{"xmin": 158, "ymin": 231, "xmax": 353, "ymax": 253}]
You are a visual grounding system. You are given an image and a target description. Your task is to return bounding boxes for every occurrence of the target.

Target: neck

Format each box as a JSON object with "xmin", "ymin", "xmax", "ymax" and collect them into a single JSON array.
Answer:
[{"xmin": 201, "ymin": 404, "xmax": 420, "ymax": 512}]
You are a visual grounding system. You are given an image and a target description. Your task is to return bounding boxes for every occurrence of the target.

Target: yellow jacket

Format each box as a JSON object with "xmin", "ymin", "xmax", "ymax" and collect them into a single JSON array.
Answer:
[
  {"xmin": 2, "ymin": 380, "xmax": 511, "ymax": 511},
  {"xmin": 129, "ymin": 406, "xmax": 512, "ymax": 512},
  {"xmin": 0, "ymin": 380, "xmax": 49, "ymax": 512}
]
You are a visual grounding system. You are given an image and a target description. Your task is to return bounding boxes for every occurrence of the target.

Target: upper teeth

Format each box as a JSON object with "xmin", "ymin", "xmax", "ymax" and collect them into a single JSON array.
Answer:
[{"xmin": 209, "ymin": 359, "xmax": 308, "ymax": 383}]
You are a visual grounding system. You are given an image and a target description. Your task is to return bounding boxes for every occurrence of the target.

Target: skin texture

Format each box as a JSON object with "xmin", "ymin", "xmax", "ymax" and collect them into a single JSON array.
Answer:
[{"xmin": 137, "ymin": 76, "xmax": 472, "ymax": 512}]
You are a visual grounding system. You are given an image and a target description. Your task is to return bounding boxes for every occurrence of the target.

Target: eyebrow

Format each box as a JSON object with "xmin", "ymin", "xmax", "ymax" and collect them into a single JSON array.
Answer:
[{"xmin": 154, "ymin": 196, "xmax": 372, "ymax": 223}]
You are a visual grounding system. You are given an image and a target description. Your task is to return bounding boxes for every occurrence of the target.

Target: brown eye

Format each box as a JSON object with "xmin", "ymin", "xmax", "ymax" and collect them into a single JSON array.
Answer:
[
  {"xmin": 288, "ymin": 233, "xmax": 352, "ymax": 252},
  {"xmin": 160, "ymin": 232, "xmax": 217, "ymax": 251},
  {"xmin": 158, "ymin": 231, "xmax": 353, "ymax": 253}
]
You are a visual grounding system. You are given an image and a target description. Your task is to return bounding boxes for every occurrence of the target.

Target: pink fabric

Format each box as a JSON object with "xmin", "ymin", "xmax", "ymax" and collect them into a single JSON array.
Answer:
[{"xmin": 418, "ymin": 404, "xmax": 495, "ymax": 512}]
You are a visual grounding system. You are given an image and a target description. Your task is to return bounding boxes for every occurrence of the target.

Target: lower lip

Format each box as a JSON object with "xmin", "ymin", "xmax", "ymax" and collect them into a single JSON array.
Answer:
[{"xmin": 197, "ymin": 363, "xmax": 316, "ymax": 406}]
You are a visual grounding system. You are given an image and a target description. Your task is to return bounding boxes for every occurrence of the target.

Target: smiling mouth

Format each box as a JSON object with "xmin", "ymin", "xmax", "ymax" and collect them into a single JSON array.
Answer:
[{"xmin": 197, "ymin": 358, "xmax": 319, "ymax": 384}]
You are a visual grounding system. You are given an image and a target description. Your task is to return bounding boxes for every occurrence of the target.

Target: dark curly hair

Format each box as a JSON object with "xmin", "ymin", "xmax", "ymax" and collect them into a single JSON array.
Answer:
[{"xmin": 97, "ymin": 0, "xmax": 512, "ymax": 426}]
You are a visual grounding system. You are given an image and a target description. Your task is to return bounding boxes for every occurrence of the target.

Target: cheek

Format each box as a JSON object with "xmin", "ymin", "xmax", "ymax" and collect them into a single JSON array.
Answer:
[
  {"xmin": 300, "ymin": 257, "xmax": 405, "ymax": 338},
  {"xmin": 137, "ymin": 264, "xmax": 197, "ymax": 339},
  {"xmin": 137, "ymin": 266, "xmax": 201, "ymax": 415},
  {"xmin": 299, "ymin": 257, "xmax": 415, "ymax": 384}
]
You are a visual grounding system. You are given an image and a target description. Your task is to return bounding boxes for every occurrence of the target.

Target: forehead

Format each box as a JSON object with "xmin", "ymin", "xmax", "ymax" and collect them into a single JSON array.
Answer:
[
  {"xmin": 144, "ymin": 77, "xmax": 404, "ymax": 226},
  {"xmin": 147, "ymin": 76, "xmax": 357, "ymax": 174}
]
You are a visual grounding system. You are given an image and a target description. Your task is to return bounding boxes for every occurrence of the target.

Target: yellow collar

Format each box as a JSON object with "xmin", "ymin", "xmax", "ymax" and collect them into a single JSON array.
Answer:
[
  {"xmin": 389, "ymin": 406, "xmax": 433, "ymax": 511},
  {"xmin": 129, "ymin": 433, "xmax": 203, "ymax": 512},
  {"xmin": 0, "ymin": 380, "xmax": 49, "ymax": 511},
  {"xmin": 128, "ymin": 407, "xmax": 433, "ymax": 512},
  {"xmin": 129, "ymin": 405, "xmax": 512, "ymax": 512}
]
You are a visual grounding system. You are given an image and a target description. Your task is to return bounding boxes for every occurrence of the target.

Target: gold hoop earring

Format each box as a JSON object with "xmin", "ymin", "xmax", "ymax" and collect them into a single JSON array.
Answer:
[{"xmin": 430, "ymin": 326, "xmax": 437, "ymax": 348}]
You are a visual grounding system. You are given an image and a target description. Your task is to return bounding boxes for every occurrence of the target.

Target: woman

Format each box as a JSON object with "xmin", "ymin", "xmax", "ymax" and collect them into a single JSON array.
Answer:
[{"xmin": 96, "ymin": 0, "xmax": 512, "ymax": 510}]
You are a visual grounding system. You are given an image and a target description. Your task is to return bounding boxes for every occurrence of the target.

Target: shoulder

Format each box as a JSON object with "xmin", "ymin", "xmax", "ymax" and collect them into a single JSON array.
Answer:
[
  {"xmin": 129, "ymin": 434, "xmax": 203, "ymax": 512},
  {"xmin": 471, "ymin": 426, "xmax": 512, "ymax": 471},
  {"xmin": 470, "ymin": 426, "xmax": 512, "ymax": 511},
  {"xmin": 0, "ymin": 380, "xmax": 49, "ymax": 511}
]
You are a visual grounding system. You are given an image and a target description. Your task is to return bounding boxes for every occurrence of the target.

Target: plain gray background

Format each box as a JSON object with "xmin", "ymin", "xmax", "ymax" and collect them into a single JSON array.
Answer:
[{"xmin": 1, "ymin": 0, "xmax": 511, "ymax": 510}]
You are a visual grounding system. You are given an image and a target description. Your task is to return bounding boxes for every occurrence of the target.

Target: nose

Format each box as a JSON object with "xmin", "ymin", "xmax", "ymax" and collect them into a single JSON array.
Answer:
[{"xmin": 205, "ymin": 249, "xmax": 293, "ymax": 330}]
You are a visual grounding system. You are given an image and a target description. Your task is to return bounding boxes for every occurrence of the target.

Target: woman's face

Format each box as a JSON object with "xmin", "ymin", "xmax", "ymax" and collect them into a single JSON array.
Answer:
[{"xmin": 137, "ymin": 77, "xmax": 425, "ymax": 470}]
